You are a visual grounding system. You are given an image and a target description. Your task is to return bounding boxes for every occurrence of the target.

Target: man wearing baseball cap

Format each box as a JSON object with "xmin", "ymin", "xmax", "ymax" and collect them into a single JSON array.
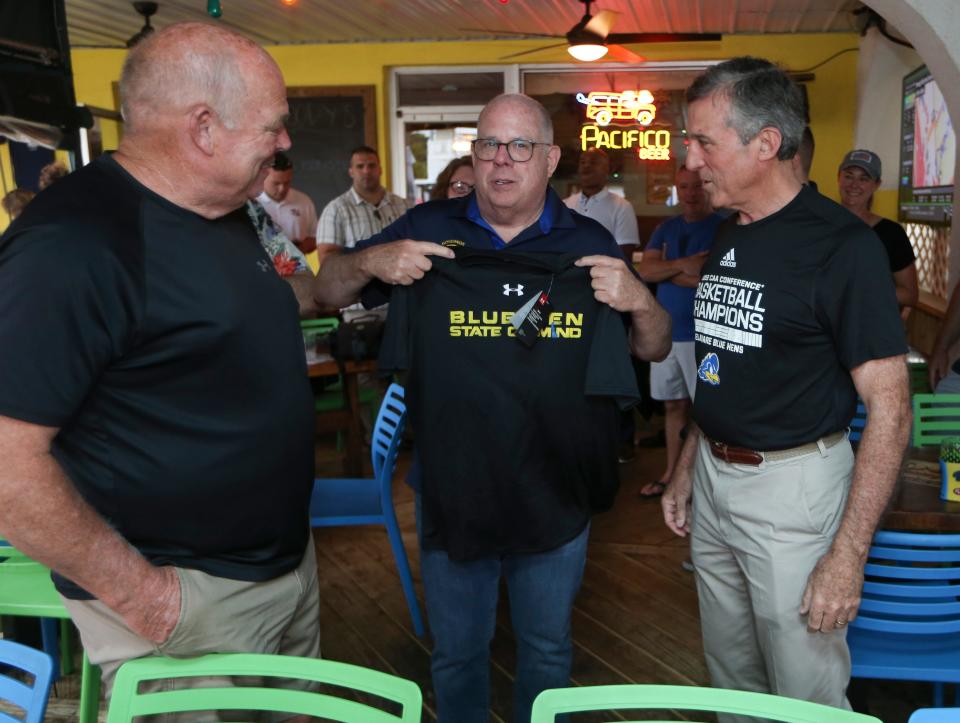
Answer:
[{"xmin": 837, "ymin": 149, "xmax": 918, "ymax": 316}]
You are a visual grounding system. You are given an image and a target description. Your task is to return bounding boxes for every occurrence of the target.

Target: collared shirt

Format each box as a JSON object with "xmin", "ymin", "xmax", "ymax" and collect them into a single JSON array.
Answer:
[
  {"xmin": 465, "ymin": 190, "xmax": 558, "ymax": 249},
  {"xmin": 315, "ymin": 187, "xmax": 412, "ymax": 249},
  {"xmin": 257, "ymin": 187, "xmax": 317, "ymax": 243},
  {"xmin": 245, "ymin": 200, "xmax": 310, "ymax": 277},
  {"xmin": 563, "ymin": 188, "xmax": 640, "ymax": 248}
]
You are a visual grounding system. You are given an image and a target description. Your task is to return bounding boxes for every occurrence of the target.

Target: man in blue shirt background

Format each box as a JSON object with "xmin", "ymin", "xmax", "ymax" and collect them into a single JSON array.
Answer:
[{"xmin": 636, "ymin": 166, "xmax": 722, "ymax": 497}]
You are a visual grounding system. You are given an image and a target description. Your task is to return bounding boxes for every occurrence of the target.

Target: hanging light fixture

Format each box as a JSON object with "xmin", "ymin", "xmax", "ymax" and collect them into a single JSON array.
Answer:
[
  {"xmin": 126, "ymin": 2, "xmax": 158, "ymax": 48},
  {"xmin": 567, "ymin": 43, "xmax": 608, "ymax": 61}
]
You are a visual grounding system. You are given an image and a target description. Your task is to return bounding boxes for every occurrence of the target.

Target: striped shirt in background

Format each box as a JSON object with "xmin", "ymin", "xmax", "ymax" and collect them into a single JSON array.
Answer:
[
  {"xmin": 315, "ymin": 187, "xmax": 412, "ymax": 249},
  {"xmin": 316, "ymin": 187, "xmax": 412, "ymax": 317}
]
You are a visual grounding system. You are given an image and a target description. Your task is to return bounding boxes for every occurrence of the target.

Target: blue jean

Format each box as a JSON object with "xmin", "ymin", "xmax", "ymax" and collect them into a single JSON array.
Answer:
[{"xmin": 417, "ymin": 498, "xmax": 589, "ymax": 723}]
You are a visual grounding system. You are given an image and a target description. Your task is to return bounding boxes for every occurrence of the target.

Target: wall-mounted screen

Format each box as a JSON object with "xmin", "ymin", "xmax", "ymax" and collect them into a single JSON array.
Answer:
[{"xmin": 898, "ymin": 65, "xmax": 955, "ymax": 225}]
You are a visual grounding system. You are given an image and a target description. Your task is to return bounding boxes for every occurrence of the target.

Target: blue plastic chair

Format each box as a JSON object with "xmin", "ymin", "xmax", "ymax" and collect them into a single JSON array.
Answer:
[
  {"xmin": 0, "ymin": 544, "xmax": 102, "ymax": 723},
  {"xmin": 910, "ymin": 709, "xmax": 960, "ymax": 722},
  {"xmin": 0, "ymin": 540, "xmax": 68, "ymax": 682},
  {"xmin": 848, "ymin": 398, "xmax": 867, "ymax": 443},
  {"xmin": 309, "ymin": 382, "xmax": 425, "ymax": 637},
  {"xmin": 848, "ymin": 531, "xmax": 960, "ymax": 707},
  {"xmin": 0, "ymin": 639, "xmax": 55, "ymax": 723}
]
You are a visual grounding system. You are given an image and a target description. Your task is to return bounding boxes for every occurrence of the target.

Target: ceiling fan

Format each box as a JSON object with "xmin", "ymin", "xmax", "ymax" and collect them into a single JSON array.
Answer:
[
  {"xmin": 126, "ymin": 2, "xmax": 159, "ymax": 48},
  {"xmin": 462, "ymin": 0, "xmax": 720, "ymax": 63}
]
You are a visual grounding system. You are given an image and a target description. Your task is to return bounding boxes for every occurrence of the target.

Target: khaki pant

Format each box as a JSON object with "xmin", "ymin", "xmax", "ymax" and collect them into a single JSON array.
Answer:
[
  {"xmin": 691, "ymin": 435, "xmax": 854, "ymax": 722},
  {"xmin": 62, "ymin": 537, "xmax": 321, "ymax": 715}
]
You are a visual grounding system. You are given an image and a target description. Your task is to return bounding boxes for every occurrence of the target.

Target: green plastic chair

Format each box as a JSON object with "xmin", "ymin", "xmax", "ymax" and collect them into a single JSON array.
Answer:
[
  {"xmin": 0, "ymin": 545, "xmax": 102, "ymax": 723},
  {"xmin": 530, "ymin": 684, "xmax": 882, "ymax": 722},
  {"xmin": 909, "ymin": 360, "xmax": 931, "ymax": 395},
  {"xmin": 106, "ymin": 652, "xmax": 422, "ymax": 722},
  {"xmin": 912, "ymin": 394, "xmax": 960, "ymax": 447}
]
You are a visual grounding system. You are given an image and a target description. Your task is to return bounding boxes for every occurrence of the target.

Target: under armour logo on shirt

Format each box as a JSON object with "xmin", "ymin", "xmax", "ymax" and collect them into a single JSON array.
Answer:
[
  {"xmin": 503, "ymin": 283, "xmax": 524, "ymax": 296},
  {"xmin": 257, "ymin": 260, "xmax": 271, "ymax": 273},
  {"xmin": 720, "ymin": 248, "xmax": 736, "ymax": 268}
]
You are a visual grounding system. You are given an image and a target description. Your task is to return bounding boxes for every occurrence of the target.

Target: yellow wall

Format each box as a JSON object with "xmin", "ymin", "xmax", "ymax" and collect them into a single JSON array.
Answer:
[
  {"xmin": 0, "ymin": 143, "xmax": 13, "ymax": 231},
  {"xmin": 69, "ymin": 32, "xmax": 860, "ymax": 200}
]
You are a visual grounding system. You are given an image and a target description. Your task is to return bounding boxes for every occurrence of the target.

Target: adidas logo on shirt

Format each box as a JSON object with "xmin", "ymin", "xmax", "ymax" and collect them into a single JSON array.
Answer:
[{"xmin": 719, "ymin": 248, "xmax": 737, "ymax": 268}]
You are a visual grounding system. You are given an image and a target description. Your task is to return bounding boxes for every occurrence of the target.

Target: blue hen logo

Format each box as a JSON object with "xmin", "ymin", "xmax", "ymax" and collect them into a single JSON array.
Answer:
[{"xmin": 698, "ymin": 352, "xmax": 720, "ymax": 386}]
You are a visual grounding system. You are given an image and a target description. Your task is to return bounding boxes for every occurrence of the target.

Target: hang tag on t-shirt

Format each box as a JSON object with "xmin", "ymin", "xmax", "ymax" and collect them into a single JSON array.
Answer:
[{"xmin": 511, "ymin": 289, "xmax": 552, "ymax": 348}]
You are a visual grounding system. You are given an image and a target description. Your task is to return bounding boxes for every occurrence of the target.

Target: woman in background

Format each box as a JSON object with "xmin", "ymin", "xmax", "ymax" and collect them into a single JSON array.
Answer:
[
  {"xmin": 837, "ymin": 149, "xmax": 918, "ymax": 317},
  {"xmin": 431, "ymin": 156, "xmax": 474, "ymax": 200}
]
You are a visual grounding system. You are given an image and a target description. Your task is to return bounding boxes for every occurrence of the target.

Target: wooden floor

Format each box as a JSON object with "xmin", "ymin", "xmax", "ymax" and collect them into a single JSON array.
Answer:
[{"xmin": 39, "ymin": 419, "xmax": 940, "ymax": 721}]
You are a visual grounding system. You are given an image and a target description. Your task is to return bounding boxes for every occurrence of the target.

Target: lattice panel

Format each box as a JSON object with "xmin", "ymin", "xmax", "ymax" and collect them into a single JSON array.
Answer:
[{"xmin": 907, "ymin": 223, "xmax": 950, "ymax": 299}]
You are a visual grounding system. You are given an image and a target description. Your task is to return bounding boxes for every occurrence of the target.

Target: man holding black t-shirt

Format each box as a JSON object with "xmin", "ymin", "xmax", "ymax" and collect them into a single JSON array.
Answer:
[
  {"xmin": 315, "ymin": 93, "xmax": 671, "ymax": 723},
  {"xmin": 0, "ymin": 23, "xmax": 319, "ymax": 697},
  {"xmin": 660, "ymin": 58, "xmax": 910, "ymax": 718}
]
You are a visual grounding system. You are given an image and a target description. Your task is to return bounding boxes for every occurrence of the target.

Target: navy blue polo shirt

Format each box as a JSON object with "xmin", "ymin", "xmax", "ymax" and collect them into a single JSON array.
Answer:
[{"xmin": 354, "ymin": 188, "xmax": 627, "ymax": 308}]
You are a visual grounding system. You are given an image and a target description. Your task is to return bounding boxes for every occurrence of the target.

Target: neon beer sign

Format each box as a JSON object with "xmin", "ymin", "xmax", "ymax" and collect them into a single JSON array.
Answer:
[{"xmin": 576, "ymin": 89, "xmax": 671, "ymax": 160}]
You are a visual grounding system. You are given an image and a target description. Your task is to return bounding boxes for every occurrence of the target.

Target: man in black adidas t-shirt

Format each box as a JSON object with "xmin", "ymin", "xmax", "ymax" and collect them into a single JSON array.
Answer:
[
  {"xmin": 0, "ymin": 24, "xmax": 319, "ymax": 694},
  {"xmin": 315, "ymin": 94, "xmax": 671, "ymax": 723},
  {"xmin": 660, "ymin": 58, "xmax": 910, "ymax": 717}
]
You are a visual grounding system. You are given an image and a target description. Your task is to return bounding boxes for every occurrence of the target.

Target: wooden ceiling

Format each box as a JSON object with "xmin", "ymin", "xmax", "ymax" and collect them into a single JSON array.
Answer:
[{"xmin": 64, "ymin": 0, "xmax": 865, "ymax": 48}]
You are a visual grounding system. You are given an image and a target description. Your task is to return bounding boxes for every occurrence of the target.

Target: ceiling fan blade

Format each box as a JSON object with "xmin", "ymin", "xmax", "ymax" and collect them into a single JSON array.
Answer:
[
  {"xmin": 500, "ymin": 42, "xmax": 570, "ymax": 60},
  {"xmin": 583, "ymin": 10, "xmax": 618, "ymax": 39},
  {"xmin": 605, "ymin": 44, "xmax": 644, "ymax": 63},
  {"xmin": 458, "ymin": 27, "xmax": 562, "ymax": 39},
  {"xmin": 607, "ymin": 32, "xmax": 722, "ymax": 44}
]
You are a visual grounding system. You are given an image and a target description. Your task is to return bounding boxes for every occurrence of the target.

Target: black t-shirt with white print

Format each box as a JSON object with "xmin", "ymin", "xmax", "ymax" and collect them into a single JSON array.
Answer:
[{"xmin": 692, "ymin": 185, "xmax": 907, "ymax": 451}]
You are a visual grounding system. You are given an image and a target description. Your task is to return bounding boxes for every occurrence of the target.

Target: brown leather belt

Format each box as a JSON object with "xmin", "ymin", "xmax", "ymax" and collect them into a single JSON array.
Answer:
[{"xmin": 706, "ymin": 430, "xmax": 846, "ymax": 466}]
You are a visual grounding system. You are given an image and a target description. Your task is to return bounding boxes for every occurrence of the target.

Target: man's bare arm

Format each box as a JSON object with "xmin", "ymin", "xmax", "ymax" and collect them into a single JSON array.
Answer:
[
  {"xmin": 799, "ymin": 354, "xmax": 910, "ymax": 632},
  {"xmin": 312, "ymin": 240, "xmax": 454, "ymax": 309},
  {"xmin": 662, "ymin": 423, "xmax": 701, "ymax": 536},
  {"xmin": 284, "ymin": 271, "xmax": 319, "ymax": 318},
  {"xmin": 0, "ymin": 415, "xmax": 180, "ymax": 643},
  {"xmin": 637, "ymin": 248, "xmax": 709, "ymax": 284},
  {"xmin": 893, "ymin": 264, "xmax": 919, "ymax": 310}
]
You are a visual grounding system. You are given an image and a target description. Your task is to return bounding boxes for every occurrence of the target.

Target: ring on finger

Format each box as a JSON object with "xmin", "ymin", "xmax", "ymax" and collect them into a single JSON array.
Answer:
[{"xmin": 835, "ymin": 618, "xmax": 847, "ymax": 627}]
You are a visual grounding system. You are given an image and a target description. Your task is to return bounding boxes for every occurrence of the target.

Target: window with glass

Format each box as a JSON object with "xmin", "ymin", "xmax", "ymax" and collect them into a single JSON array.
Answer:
[{"xmin": 523, "ymin": 66, "xmax": 708, "ymax": 242}]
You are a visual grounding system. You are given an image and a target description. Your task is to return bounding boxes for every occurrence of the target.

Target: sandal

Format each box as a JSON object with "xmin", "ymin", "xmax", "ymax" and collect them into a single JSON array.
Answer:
[{"xmin": 639, "ymin": 480, "xmax": 668, "ymax": 498}]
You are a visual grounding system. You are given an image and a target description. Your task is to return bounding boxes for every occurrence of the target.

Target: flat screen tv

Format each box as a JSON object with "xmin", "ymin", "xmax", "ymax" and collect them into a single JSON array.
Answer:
[{"xmin": 898, "ymin": 64, "xmax": 955, "ymax": 225}]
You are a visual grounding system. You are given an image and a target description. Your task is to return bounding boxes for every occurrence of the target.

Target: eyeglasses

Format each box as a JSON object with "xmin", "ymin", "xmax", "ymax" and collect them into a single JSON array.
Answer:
[
  {"xmin": 472, "ymin": 138, "xmax": 551, "ymax": 163},
  {"xmin": 449, "ymin": 180, "xmax": 474, "ymax": 194}
]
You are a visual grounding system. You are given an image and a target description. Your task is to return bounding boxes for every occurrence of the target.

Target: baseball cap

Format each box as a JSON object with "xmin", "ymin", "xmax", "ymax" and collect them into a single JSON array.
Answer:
[{"xmin": 839, "ymin": 149, "xmax": 881, "ymax": 180}]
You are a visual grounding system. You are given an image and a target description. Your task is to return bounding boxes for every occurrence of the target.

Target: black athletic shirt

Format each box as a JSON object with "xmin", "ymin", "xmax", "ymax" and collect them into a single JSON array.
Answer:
[
  {"xmin": 692, "ymin": 185, "xmax": 907, "ymax": 451},
  {"xmin": 0, "ymin": 155, "xmax": 316, "ymax": 598},
  {"xmin": 872, "ymin": 217, "xmax": 916, "ymax": 272},
  {"xmin": 379, "ymin": 247, "xmax": 640, "ymax": 560}
]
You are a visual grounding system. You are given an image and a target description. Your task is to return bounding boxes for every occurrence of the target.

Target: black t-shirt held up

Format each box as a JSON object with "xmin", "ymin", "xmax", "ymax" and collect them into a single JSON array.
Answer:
[
  {"xmin": 379, "ymin": 247, "xmax": 640, "ymax": 561},
  {"xmin": 0, "ymin": 155, "xmax": 316, "ymax": 598},
  {"xmin": 692, "ymin": 185, "xmax": 907, "ymax": 451}
]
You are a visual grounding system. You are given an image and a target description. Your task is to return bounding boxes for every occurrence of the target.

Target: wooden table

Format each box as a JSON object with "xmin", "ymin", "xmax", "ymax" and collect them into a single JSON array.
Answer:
[
  {"xmin": 307, "ymin": 355, "xmax": 379, "ymax": 477},
  {"xmin": 883, "ymin": 446, "xmax": 960, "ymax": 531}
]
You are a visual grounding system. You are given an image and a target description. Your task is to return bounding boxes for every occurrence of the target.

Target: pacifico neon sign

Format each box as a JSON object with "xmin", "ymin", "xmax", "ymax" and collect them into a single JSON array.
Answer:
[{"xmin": 576, "ymin": 89, "xmax": 672, "ymax": 160}]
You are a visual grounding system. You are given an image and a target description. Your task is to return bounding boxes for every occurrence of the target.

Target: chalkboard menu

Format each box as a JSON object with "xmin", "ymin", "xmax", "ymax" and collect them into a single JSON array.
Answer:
[{"xmin": 285, "ymin": 86, "xmax": 377, "ymax": 215}]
